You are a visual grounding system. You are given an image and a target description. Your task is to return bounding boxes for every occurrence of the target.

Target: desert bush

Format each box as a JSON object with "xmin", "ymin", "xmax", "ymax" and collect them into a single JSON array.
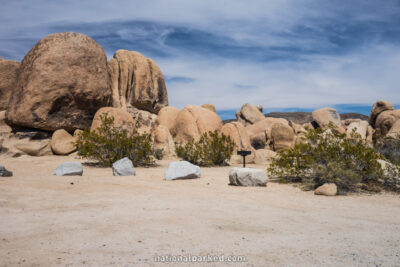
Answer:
[
  {"xmin": 175, "ymin": 131, "xmax": 236, "ymax": 166},
  {"xmin": 75, "ymin": 114, "xmax": 155, "ymax": 167},
  {"xmin": 375, "ymin": 136, "xmax": 400, "ymax": 165},
  {"xmin": 268, "ymin": 125, "xmax": 386, "ymax": 192}
]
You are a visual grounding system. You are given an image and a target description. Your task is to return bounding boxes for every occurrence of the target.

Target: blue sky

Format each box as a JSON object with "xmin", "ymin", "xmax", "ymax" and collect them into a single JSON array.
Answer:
[{"xmin": 1, "ymin": 0, "xmax": 399, "ymax": 119}]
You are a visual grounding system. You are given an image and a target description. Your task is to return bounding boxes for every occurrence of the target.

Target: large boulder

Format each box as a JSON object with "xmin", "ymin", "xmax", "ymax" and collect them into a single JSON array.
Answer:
[
  {"xmin": 229, "ymin": 167, "xmax": 268, "ymax": 186},
  {"xmin": 220, "ymin": 122, "xmax": 251, "ymax": 151},
  {"xmin": 157, "ymin": 106, "xmax": 180, "ymax": 134},
  {"xmin": 346, "ymin": 120, "xmax": 369, "ymax": 139},
  {"xmin": 15, "ymin": 139, "xmax": 53, "ymax": 156},
  {"xmin": 154, "ymin": 125, "xmax": 175, "ymax": 158},
  {"xmin": 127, "ymin": 107, "xmax": 157, "ymax": 134},
  {"xmin": 245, "ymin": 118, "xmax": 289, "ymax": 149},
  {"xmin": 90, "ymin": 107, "xmax": 135, "ymax": 133},
  {"xmin": 236, "ymin": 103, "xmax": 265, "ymax": 126},
  {"xmin": 270, "ymin": 123, "xmax": 296, "ymax": 151},
  {"xmin": 254, "ymin": 149, "xmax": 277, "ymax": 165},
  {"xmin": 375, "ymin": 110, "xmax": 400, "ymax": 136},
  {"xmin": 312, "ymin": 107, "xmax": 344, "ymax": 133},
  {"xmin": 50, "ymin": 129, "xmax": 76, "ymax": 155},
  {"xmin": 0, "ymin": 59, "xmax": 20, "ymax": 110},
  {"xmin": 369, "ymin": 100, "xmax": 394, "ymax": 127},
  {"xmin": 173, "ymin": 105, "xmax": 222, "ymax": 144},
  {"xmin": 314, "ymin": 183, "xmax": 337, "ymax": 196},
  {"xmin": 112, "ymin": 157, "xmax": 135, "ymax": 176},
  {"xmin": 108, "ymin": 50, "xmax": 168, "ymax": 113},
  {"xmin": 165, "ymin": 161, "xmax": 201, "ymax": 180},
  {"xmin": 387, "ymin": 120, "xmax": 400, "ymax": 139},
  {"xmin": 54, "ymin": 162, "xmax": 83, "ymax": 176},
  {"xmin": 6, "ymin": 32, "xmax": 111, "ymax": 131},
  {"xmin": 0, "ymin": 110, "xmax": 12, "ymax": 135},
  {"xmin": 201, "ymin": 104, "xmax": 216, "ymax": 113}
]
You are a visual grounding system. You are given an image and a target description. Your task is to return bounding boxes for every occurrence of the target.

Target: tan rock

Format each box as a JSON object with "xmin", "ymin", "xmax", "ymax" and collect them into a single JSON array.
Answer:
[
  {"xmin": 173, "ymin": 105, "xmax": 223, "ymax": 144},
  {"xmin": 201, "ymin": 104, "xmax": 216, "ymax": 113},
  {"xmin": 51, "ymin": 129, "xmax": 76, "ymax": 155},
  {"xmin": 6, "ymin": 32, "xmax": 111, "ymax": 131},
  {"xmin": 157, "ymin": 106, "xmax": 180, "ymax": 134},
  {"xmin": 0, "ymin": 110, "xmax": 12, "ymax": 134},
  {"xmin": 236, "ymin": 103, "xmax": 265, "ymax": 126},
  {"xmin": 314, "ymin": 183, "xmax": 337, "ymax": 196},
  {"xmin": 245, "ymin": 118, "xmax": 289, "ymax": 149},
  {"xmin": 387, "ymin": 120, "xmax": 400, "ymax": 139},
  {"xmin": 375, "ymin": 110, "xmax": 400, "ymax": 136},
  {"xmin": 270, "ymin": 123, "xmax": 296, "ymax": 151},
  {"xmin": 15, "ymin": 139, "xmax": 53, "ymax": 156},
  {"xmin": 369, "ymin": 100, "xmax": 394, "ymax": 127},
  {"xmin": 154, "ymin": 125, "xmax": 175, "ymax": 158},
  {"xmin": 254, "ymin": 149, "xmax": 277, "ymax": 165},
  {"xmin": 346, "ymin": 120, "xmax": 369, "ymax": 139},
  {"xmin": 220, "ymin": 122, "xmax": 251, "ymax": 151},
  {"xmin": 342, "ymin": 118, "xmax": 361, "ymax": 127},
  {"xmin": 312, "ymin": 107, "xmax": 345, "ymax": 133},
  {"xmin": 0, "ymin": 59, "xmax": 20, "ymax": 110},
  {"xmin": 108, "ymin": 50, "xmax": 168, "ymax": 113},
  {"xmin": 91, "ymin": 107, "xmax": 135, "ymax": 133},
  {"xmin": 127, "ymin": 107, "xmax": 157, "ymax": 135},
  {"xmin": 366, "ymin": 125, "xmax": 375, "ymax": 143}
]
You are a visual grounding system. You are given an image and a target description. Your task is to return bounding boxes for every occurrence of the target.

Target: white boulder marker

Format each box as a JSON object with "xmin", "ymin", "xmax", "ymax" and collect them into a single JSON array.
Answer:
[
  {"xmin": 165, "ymin": 161, "xmax": 201, "ymax": 180},
  {"xmin": 54, "ymin": 162, "xmax": 83, "ymax": 176},
  {"xmin": 229, "ymin": 167, "xmax": 268, "ymax": 186},
  {"xmin": 112, "ymin": 157, "xmax": 136, "ymax": 176}
]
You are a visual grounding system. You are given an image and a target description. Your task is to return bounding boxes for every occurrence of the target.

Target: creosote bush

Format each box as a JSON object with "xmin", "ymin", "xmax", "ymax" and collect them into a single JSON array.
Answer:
[
  {"xmin": 175, "ymin": 131, "xmax": 236, "ymax": 166},
  {"xmin": 268, "ymin": 124, "xmax": 390, "ymax": 192},
  {"xmin": 75, "ymin": 114, "xmax": 155, "ymax": 167}
]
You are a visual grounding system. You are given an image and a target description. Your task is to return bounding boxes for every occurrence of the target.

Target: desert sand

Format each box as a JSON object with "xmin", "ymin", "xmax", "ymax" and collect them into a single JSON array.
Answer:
[{"xmin": 1, "ymin": 155, "xmax": 400, "ymax": 266}]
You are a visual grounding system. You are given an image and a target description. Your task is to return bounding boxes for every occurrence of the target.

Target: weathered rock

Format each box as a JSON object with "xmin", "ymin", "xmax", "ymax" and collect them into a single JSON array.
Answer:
[
  {"xmin": 201, "ymin": 104, "xmax": 216, "ymax": 113},
  {"xmin": 53, "ymin": 162, "xmax": 83, "ymax": 176},
  {"xmin": 229, "ymin": 167, "xmax": 268, "ymax": 186},
  {"xmin": 91, "ymin": 107, "xmax": 135, "ymax": 133},
  {"xmin": 165, "ymin": 161, "xmax": 201, "ymax": 180},
  {"xmin": 270, "ymin": 123, "xmax": 296, "ymax": 151},
  {"xmin": 254, "ymin": 149, "xmax": 277, "ymax": 165},
  {"xmin": 314, "ymin": 183, "xmax": 337, "ymax": 196},
  {"xmin": 0, "ymin": 59, "xmax": 20, "ymax": 110},
  {"xmin": 15, "ymin": 139, "xmax": 53, "ymax": 156},
  {"xmin": 366, "ymin": 125, "xmax": 375, "ymax": 143},
  {"xmin": 375, "ymin": 110, "xmax": 400, "ymax": 136},
  {"xmin": 173, "ymin": 105, "xmax": 222, "ymax": 144},
  {"xmin": 157, "ymin": 106, "xmax": 180, "ymax": 134},
  {"xmin": 108, "ymin": 50, "xmax": 168, "ymax": 113},
  {"xmin": 112, "ymin": 157, "xmax": 135, "ymax": 176},
  {"xmin": 6, "ymin": 32, "xmax": 111, "ymax": 131},
  {"xmin": 387, "ymin": 120, "xmax": 400, "ymax": 139},
  {"xmin": 342, "ymin": 118, "xmax": 360, "ymax": 127},
  {"xmin": 312, "ymin": 107, "xmax": 344, "ymax": 133},
  {"xmin": 0, "ymin": 165, "xmax": 12, "ymax": 177},
  {"xmin": 369, "ymin": 100, "xmax": 394, "ymax": 127},
  {"xmin": 236, "ymin": 103, "xmax": 265, "ymax": 126},
  {"xmin": 220, "ymin": 122, "xmax": 251, "ymax": 151},
  {"xmin": 127, "ymin": 107, "xmax": 157, "ymax": 134},
  {"xmin": 0, "ymin": 110, "xmax": 12, "ymax": 134},
  {"xmin": 154, "ymin": 125, "xmax": 175, "ymax": 158},
  {"xmin": 51, "ymin": 129, "xmax": 76, "ymax": 155},
  {"xmin": 245, "ymin": 118, "xmax": 289, "ymax": 149},
  {"xmin": 346, "ymin": 120, "xmax": 369, "ymax": 139}
]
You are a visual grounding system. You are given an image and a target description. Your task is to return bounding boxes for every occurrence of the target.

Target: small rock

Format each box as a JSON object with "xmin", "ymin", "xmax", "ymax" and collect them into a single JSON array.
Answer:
[
  {"xmin": 0, "ymin": 165, "xmax": 12, "ymax": 177},
  {"xmin": 165, "ymin": 161, "xmax": 201, "ymax": 180},
  {"xmin": 54, "ymin": 162, "xmax": 83, "ymax": 176},
  {"xmin": 112, "ymin": 157, "xmax": 135, "ymax": 176},
  {"xmin": 314, "ymin": 183, "xmax": 337, "ymax": 196},
  {"xmin": 229, "ymin": 167, "xmax": 268, "ymax": 186}
]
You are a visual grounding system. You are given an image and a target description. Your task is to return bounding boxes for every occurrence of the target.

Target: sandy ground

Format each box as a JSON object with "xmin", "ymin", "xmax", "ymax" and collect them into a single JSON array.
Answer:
[{"xmin": 0, "ymin": 155, "xmax": 400, "ymax": 267}]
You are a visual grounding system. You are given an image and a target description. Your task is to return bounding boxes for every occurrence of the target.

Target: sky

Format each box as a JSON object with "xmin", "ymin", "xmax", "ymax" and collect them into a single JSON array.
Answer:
[{"xmin": 0, "ymin": 0, "xmax": 399, "ymax": 119}]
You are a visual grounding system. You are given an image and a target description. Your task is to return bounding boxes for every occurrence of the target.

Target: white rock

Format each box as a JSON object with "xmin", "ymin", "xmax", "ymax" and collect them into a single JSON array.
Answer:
[
  {"xmin": 165, "ymin": 161, "xmax": 201, "ymax": 180},
  {"xmin": 54, "ymin": 162, "xmax": 83, "ymax": 176},
  {"xmin": 112, "ymin": 157, "xmax": 136, "ymax": 176},
  {"xmin": 229, "ymin": 167, "xmax": 268, "ymax": 186}
]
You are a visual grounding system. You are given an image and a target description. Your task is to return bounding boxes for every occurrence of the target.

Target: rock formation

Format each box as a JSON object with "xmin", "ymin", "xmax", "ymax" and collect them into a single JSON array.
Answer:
[
  {"xmin": 312, "ymin": 107, "xmax": 345, "ymax": 133},
  {"xmin": 91, "ymin": 107, "xmax": 135, "ymax": 133},
  {"xmin": 157, "ymin": 106, "xmax": 180, "ymax": 135},
  {"xmin": 236, "ymin": 103, "xmax": 265, "ymax": 126},
  {"xmin": 6, "ymin": 32, "xmax": 111, "ymax": 131},
  {"xmin": 108, "ymin": 50, "xmax": 168, "ymax": 114},
  {"xmin": 0, "ymin": 58, "xmax": 20, "ymax": 110},
  {"xmin": 369, "ymin": 100, "xmax": 394, "ymax": 127}
]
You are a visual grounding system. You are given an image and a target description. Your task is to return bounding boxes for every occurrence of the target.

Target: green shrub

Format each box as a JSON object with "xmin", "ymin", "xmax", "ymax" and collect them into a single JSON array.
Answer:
[
  {"xmin": 175, "ymin": 131, "xmax": 236, "ymax": 166},
  {"xmin": 75, "ymin": 114, "xmax": 155, "ymax": 167},
  {"xmin": 268, "ymin": 125, "xmax": 386, "ymax": 192},
  {"xmin": 375, "ymin": 136, "xmax": 400, "ymax": 165}
]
